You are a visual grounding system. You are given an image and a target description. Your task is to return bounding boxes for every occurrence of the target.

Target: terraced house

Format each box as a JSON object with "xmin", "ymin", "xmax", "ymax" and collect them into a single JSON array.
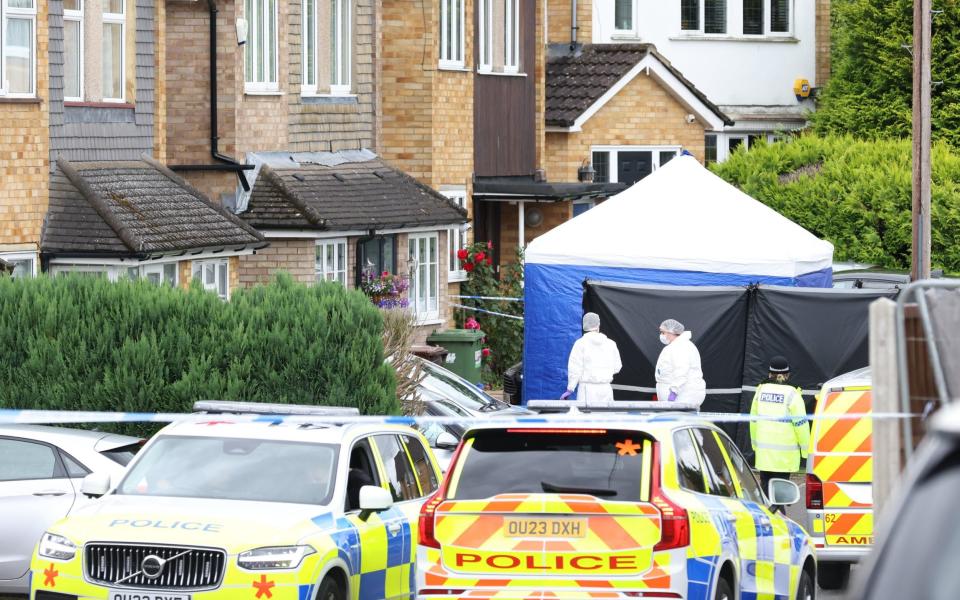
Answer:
[{"xmin": 164, "ymin": 0, "xmax": 467, "ymax": 327}]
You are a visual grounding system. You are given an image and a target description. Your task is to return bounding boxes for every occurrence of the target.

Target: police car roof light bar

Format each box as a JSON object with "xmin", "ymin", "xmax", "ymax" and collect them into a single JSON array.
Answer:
[
  {"xmin": 192, "ymin": 400, "xmax": 361, "ymax": 417},
  {"xmin": 527, "ymin": 400, "xmax": 700, "ymax": 414}
]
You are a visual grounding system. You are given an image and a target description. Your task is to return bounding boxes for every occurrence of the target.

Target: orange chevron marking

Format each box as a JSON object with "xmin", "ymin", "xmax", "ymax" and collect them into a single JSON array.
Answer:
[
  {"xmin": 827, "ymin": 513, "xmax": 865, "ymax": 535},
  {"xmin": 817, "ymin": 393, "xmax": 871, "ymax": 451},
  {"xmin": 453, "ymin": 515, "xmax": 504, "ymax": 548}
]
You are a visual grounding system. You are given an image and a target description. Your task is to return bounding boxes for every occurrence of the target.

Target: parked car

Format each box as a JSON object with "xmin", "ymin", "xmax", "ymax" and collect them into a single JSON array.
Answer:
[
  {"xmin": 848, "ymin": 403, "xmax": 960, "ymax": 600},
  {"xmin": 832, "ymin": 268, "xmax": 950, "ymax": 290},
  {"xmin": 503, "ymin": 361, "xmax": 523, "ymax": 405},
  {"xmin": 0, "ymin": 425, "xmax": 141, "ymax": 596},
  {"xmin": 415, "ymin": 356, "xmax": 530, "ymax": 417}
]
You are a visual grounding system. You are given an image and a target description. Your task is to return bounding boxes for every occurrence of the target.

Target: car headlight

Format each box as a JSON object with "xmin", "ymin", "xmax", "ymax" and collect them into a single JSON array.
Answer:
[
  {"xmin": 38, "ymin": 532, "xmax": 77, "ymax": 561},
  {"xmin": 237, "ymin": 545, "xmax": 316, "ymax": 570}
]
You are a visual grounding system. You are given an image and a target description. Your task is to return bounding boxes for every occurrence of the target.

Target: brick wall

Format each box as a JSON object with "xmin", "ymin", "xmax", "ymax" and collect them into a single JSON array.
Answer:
[
  {"xmin": 815, "ymin": 0, "xmax": 831, "ymax": 86},
  {"xmin": 0, "ymin": 1, "xmax": 49, "ymax": 250},
  {"xmin": 236, "ymin": 238, "xmax": 316, "ymax": 287},
  {"xmin": 154, "ymin": 0, "xmax": 167, "ymax": 162},
  {"xmin": 546, "ymin": 0, "xmax": 591, "ymax": 45},
  {"xmin": 545, "ymin": 71, "xmax": 707, "ymax": 182}
]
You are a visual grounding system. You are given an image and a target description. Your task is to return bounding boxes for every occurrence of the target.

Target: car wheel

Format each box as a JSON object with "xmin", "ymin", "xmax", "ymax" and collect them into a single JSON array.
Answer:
[
  {"xmin": 316, "ymin": 575, "xmax": 346, "ymax": 600},
  {"xmin": 818, "ymin": 562, "xmax": 850, "ymax": 591},
  {"xmin": 714, "ymin": 577, "xmax": 734, "ymax": 600},
  {"xmin": 797, "ymin": 568, "xmax": 816, "ymax": 600}
]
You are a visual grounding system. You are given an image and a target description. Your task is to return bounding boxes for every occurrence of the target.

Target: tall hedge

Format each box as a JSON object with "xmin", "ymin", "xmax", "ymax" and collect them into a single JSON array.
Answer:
[
  {"xmin": 812, "ymin": 0, "xmax": 960, "ymax": 146},
  {"xmin": 711, "ymin": 134, "xmax": 960, "ymax": 272},
  {"xmin": 0, "ymin": 274, "xmax": 398, "ymax": 422}
]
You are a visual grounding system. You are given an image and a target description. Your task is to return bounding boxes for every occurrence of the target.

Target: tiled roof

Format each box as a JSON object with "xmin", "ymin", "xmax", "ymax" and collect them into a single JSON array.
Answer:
[
  {"xmin": 240, "ymin": 158, "xmax": 468, "ymax": 231},
  {"xmin": 546, "ymin": 44, "xmax": 732, "ymax": 128},
  {"xmin": 42, "ymin": 156, "xmax": 267, "ymax": 257}
]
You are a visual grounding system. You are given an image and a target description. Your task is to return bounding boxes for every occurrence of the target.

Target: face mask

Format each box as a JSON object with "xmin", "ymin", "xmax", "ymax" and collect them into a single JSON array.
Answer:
[{"xmin": 659, "ymin": 333, "xmax": 669, "ymax": 345}]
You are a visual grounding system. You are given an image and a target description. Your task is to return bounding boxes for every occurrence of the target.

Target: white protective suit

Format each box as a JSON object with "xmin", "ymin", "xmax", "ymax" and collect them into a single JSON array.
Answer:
[
  {"xmin": 566, "ymin": 331, "xmax": 623, "ymax": 405},
  {"xmin": 655, "ymin": 331, "xmax": 706, "ymax": 407}
]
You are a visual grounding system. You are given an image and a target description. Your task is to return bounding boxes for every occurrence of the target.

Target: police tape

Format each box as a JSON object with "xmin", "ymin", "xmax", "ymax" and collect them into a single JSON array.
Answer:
[
  {"xmin": 450, "ymin": 303, "xmax": 525, "ymax": 321},
  {"xmin": 0, "ymin": 408, "xmax": 920, "ymax": 426}
]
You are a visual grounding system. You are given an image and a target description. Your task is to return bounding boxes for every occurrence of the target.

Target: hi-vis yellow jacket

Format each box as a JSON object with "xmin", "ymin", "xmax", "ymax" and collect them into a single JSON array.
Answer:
[{"xmin": 750, "ymin": 383, "xmax": 810, "ymax": 472}]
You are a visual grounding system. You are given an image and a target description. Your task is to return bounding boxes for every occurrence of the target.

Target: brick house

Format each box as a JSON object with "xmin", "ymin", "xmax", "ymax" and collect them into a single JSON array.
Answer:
[
  {"xmin": 553, "ymin": 0, "xmax": 832, "ymax": 164},
  {"xmin": 380, "ymin": 0, "xmax": 621, "ymax": 271},
  {"xmin": 0, "ymin": 0, "xmax": 48, "ymax": 276}
]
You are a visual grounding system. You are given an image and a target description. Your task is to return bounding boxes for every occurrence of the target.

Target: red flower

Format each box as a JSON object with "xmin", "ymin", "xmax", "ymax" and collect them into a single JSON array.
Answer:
[
  {"xmin": 475, "ymin": 252, "xmax": 486, "ymax": 262},
  {"xmin": 381, "ymin": 271, "xmax": 389, "ymax": 277},
  {"xmin": 464, "ymin": 262, "xmax": 475, "ymax": 272},
  {"xmin": 456, "ymin": 248, "xmax": 468, "ymax": 261},
  {"xmin": 487, "ymin": 241, "xmax": 493, "ymax": 250},
  {"xmin": 486, "ymin": 257, "xmax": 493, "ymax": 266},
  {"xmin": 482, "ymin": 348, "xmax": 492, "ymax": 358}
]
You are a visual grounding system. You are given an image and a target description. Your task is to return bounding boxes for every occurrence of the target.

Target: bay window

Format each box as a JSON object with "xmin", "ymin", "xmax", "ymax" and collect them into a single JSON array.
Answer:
[
  {"xmin": 245, "ymin": 0, "xmax": 279, "ymax": 92},
  {"xmin": 1, "ymin": 0, "xmax": 36, "ymax": 97},
  {"xmin": 439, "ymin": 0, "xmax": 465, "ymax": 68},
  {"xmin": 408, "ymin": 234, "xmax": 439, "ymax": 321},
  {"xmin": 64, "ymin": 0, "xmax": 83, "ymax": 100},
  {"xmin": 102, "ymin": 0, "xmax": 124, "ymax": 101}
]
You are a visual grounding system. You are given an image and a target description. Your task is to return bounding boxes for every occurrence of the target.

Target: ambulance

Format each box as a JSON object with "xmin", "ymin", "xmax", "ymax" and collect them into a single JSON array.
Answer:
[
  {"xmin": 804, "ymin": 368, "xmax": 873, "ymax": 590},
  {"xmin": 30, "ymin": 402, "xmax": 443, "ymax": 600},
  {"xmin": 417, "ymin": 420, "xmax": 817, "ymax": 599}
]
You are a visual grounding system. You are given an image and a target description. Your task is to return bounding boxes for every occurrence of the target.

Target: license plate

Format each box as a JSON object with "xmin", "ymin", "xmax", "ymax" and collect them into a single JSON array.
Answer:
[
  {"xmin": 109, "ymin": 590, "xmax": 191, "ymax": 600},
  {"xmin": 504, "ymin": 517, "xmax": 587, "ymax": 538}
]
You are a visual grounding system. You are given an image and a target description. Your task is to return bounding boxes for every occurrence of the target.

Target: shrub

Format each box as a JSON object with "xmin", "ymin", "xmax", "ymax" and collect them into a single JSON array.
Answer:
[
  {"xmin": 711, "ymin": 134, "xmax": 960, "ymax": 273},
  {"xmin": 0, "ymin": 273, "xmax": 398, "ymax": 434}
]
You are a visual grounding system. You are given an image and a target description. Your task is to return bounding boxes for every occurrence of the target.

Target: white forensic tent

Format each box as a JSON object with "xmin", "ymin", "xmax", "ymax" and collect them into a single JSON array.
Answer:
[{"xmin": 523, "ymin": 154, "xmax": 834, "ymax": 401}]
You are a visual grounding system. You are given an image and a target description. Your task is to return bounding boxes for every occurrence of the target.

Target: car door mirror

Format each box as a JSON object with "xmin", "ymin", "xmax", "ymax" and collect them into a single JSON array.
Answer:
[
  {"xmin": 358, "ymin": 485, "xmax": 393, "ymax": 521},
  {"xmin": 80, "ymin": 472, "xmax": 111, "ymax": 498},
  {"xmin": 767, "ymin": 478, "xmax": 800, "ymax": 506},
  {"xmin": 435, "ymin": 431, "xmax": 459, "ymax": 450}
]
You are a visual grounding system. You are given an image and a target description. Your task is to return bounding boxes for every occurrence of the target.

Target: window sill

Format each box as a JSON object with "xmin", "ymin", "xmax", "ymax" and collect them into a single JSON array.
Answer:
[
  {"xmin": 610, "ymin": 32, "xmax": 640, "ymax": 40},
  {"xmin": 301, "ymin": 94, "xmax": 359, "ymax": 105},
  {"xmin": 413, "ymin": 317, "xmax": 445, "ymax": 326},
  {"xmin": 449, "ymin": 273, "xmax": 468, "ymax": 283},
  {"xmin": 244, "ymin": 89, "xmax": 284, "ymax": 96},
  {"xmin": 64, "ymin": 101, "xmax": 134, "ymax": 109},
  {"xmin": 0, "ymin": 96, "xmax": 42, "ymax": 104},
  {"xmin": 476, "ymin": 70, "xmax": 527, "ymax": 78},
  {"xmin": 669, "ymin": 34, "xmax": 799, "ymax": 43},
  {"xmin": 438, "ymin": 63, "xmax": 470, "ymax": 72}
]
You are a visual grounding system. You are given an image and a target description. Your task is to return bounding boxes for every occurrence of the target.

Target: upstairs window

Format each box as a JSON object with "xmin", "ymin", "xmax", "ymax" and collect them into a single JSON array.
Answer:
[
  {"xmin": 245, "ymin": 0, "xmax": 279, "ymax": 92},
  {"xmin": 439, "ymin": 0, "xmax": 465, "ymax": 68},
  {"xmin": 302, "ymin": 0, "xmax": 353, "ymax": 95},
  {"xmin": 478, "ymin": 0, "xmax": 520, "ymax": 74},
  {"xmin": 614, "ymin": 0, "xmax": 634, "ymax": 33},
  {"xmin": 770, "ymin": 0, "xmax": 790, "ymax": 33},
  {"xmin": 330, "ymin": 0, "xmax": 351, "ymax": 93},
  {"xmin": 680, "ymin": 0, "xmax": 726, "ymax": 34},
  {"xmin": 102, "ymin": 0, "xmax": 124, "ymax": 101},
  {"xmin": 742, "ymin": 0, "xmax": 763, "ymax": 35},
  {"xmin": 64, "ymin": 0, "xmax": 83, "ymax": 101},
  {"xmin": 1, "ymin": 0, "xmax": 36, "ymax": 97}
]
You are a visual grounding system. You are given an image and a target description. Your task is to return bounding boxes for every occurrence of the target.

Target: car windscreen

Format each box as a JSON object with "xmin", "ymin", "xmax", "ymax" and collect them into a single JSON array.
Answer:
[
  {"xmin": 117, "ymin": 436, "xmax": 338, "ymax": 505},
  {"xmin": 420, "ymin": 362, "xmax": 507, "ymax": 412},
  {"xmin": 865, "ymin": 449, "xmax": 960, "ymax": 600},
  {"xmin": 450, "ymin": 429, "xmax": 647, "ymax": 501}
]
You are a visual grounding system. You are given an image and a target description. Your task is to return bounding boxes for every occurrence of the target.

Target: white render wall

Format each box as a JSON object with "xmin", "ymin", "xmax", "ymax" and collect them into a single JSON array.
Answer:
[{"xmin": 591, "ymin": 0, "xmax": 817, "ymax": 109}]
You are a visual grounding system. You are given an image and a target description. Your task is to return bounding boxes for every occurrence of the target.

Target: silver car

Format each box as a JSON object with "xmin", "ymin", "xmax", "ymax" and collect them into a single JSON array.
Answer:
[{"xmin": 0, "ymin": 425, "xmax": 141, "ymax": 596}]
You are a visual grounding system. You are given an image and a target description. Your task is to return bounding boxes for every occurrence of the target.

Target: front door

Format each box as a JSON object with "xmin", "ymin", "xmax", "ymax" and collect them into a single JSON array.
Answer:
[{"xmin": 617, "ymin": 151, "xmax": 653, "ymax": 186}]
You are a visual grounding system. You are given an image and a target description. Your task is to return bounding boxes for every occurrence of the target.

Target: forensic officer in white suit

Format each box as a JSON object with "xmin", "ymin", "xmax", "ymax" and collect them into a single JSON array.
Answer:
[{"xmin": 561, "ymin": 312, "xmax": 623, "ymax": 405}]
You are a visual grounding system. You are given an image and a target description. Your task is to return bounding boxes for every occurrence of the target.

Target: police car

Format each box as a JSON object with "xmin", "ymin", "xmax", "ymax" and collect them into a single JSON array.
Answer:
[
  {"xmin": 417, "ymin": 419, "xmax": 817, "ymax": 599},
  {"xmin": 31, "ymin": 402, "xmax": 442, "ymax": 600}
]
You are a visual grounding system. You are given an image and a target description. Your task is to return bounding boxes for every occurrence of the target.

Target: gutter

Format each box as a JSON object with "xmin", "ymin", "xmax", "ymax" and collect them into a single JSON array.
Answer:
[{"xmin": 169, "ymin": 0, "xmax": 254, "ymax": 191}]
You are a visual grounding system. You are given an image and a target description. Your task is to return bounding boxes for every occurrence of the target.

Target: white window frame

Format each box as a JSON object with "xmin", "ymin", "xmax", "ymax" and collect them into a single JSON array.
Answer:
[
  {"xmin": 329, "ymin": 0, "xmax": 351, "ymax": 95},
  {"xmin": 138, "ymin": 262, "xmax": 179, "ymax": 287},
  {"xmin": 477, "ymin": 0, "xmax": 492, "ymax": 72},
  {"xmin": 502, "ymin": 0, "xmax": 519, "ymax": 73},
  {"xmin": 0, "ymin": 0, "xmax": 37, "ymax": 98},
  {"xmin": 192, "ymin": 259, "xmax": 230, "ymax": 300},
  {"xmin": 443, "ymin": 190, "xmax": 468, "ymax": 283},
  {"xmin": 765, "ymin": 0, "xmax": 793, "ymax": 36},
  {"xmin": 679, "ymin": 0, "xmax": 727, "ymax": 36},
  {"xmin": 315, "ymin": 238, "xmax": 348, "ymax": 285},
  {"xmin": 301, "ymin": 0, "xmax": 317, "ymax": 94},
  {"xmin": 0, "ymin": 251, "xmax": 37, "ymax": 277},
  {"xmin": 408, "ymin": 233, "xmax": 440, "ymax": 322},
  {"xmin": 439, "ymin": 0, "xmax": 465, "ymax": 69},
  {"xmin": 49, "ymin": 264, "xmax": 116, "ymax": 280},
  {"xmin": 590, "ymin": 145, "xmax": 682, "ymax": 184},
  {"xmin": 63, "ymin": 0, "xmax": 83, "ymax": 101},
  {"xmin": 101, "ymin": 0, "xmax": 125, "ymax": 102},
  {"xmin": 244, "ymin": 0, "xmax": 279, "ymax": 93},
  {"xmin": 612, "ymin": 0, "xmax": 637, "ymax": 36}
]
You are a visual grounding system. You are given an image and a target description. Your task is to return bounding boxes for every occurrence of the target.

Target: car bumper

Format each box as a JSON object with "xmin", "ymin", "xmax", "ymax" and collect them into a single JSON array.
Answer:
[{"xmin": 810, "ymin": 542, "xmax": 870, "ymax": 563}]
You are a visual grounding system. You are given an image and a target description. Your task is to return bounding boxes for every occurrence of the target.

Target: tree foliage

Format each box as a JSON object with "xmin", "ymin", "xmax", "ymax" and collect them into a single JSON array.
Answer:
[
  {"xmin": 0, "ymin": 274, "xmax": 398, "ymax": 433},
  {"xmin": 812, "ymin": 0, "xmax": 960, "ymax": 146},
  {"xmin": 711, "ymin": 134, "xmax": 960, "ymax": 272}
]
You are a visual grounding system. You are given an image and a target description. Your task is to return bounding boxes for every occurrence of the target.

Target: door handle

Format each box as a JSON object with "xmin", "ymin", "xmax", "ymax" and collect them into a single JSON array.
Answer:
[
  {"xmin": 33, "ymin": 490, "xmax": 68, "ymax": 497},
  {"xmin": 387, "ymin": 522, "xmax": 402, "ymax": 535}
]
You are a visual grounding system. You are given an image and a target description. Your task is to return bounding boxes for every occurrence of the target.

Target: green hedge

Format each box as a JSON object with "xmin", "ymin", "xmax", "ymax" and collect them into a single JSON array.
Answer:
[
  {"xmin": 0, "ymin": 274, "xmax": 398, "ymax": 426},
  {"xmin": 711, "ymin": 134, "xmax": 960, "ymax": 272}
]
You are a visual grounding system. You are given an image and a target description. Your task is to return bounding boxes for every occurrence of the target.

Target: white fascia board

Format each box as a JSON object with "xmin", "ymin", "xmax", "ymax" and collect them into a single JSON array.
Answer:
[
  {"xmin": 571, "ymin": 55, "xmax": 727, "ymax": 132},
  {"xmin": 261, "ymin": 225, "xmax": 456, "ymax": 240},
  {"xmin": 48, "ymin": 248, "xmax": 256, "ymax": 267},
  {"xmin": 546, "ymin": 125, "xmax": 581, "ymax": 133}
]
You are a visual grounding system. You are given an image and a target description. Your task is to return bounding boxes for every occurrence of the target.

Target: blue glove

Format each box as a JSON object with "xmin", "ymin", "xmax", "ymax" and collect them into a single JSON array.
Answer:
[
  {"xmin": 667, "ymin": 391, "xmax": 678, "ymax": 402},
  {"xmin": 560, "ymin": 390, "xmax": 573, "ymax": 400}
]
